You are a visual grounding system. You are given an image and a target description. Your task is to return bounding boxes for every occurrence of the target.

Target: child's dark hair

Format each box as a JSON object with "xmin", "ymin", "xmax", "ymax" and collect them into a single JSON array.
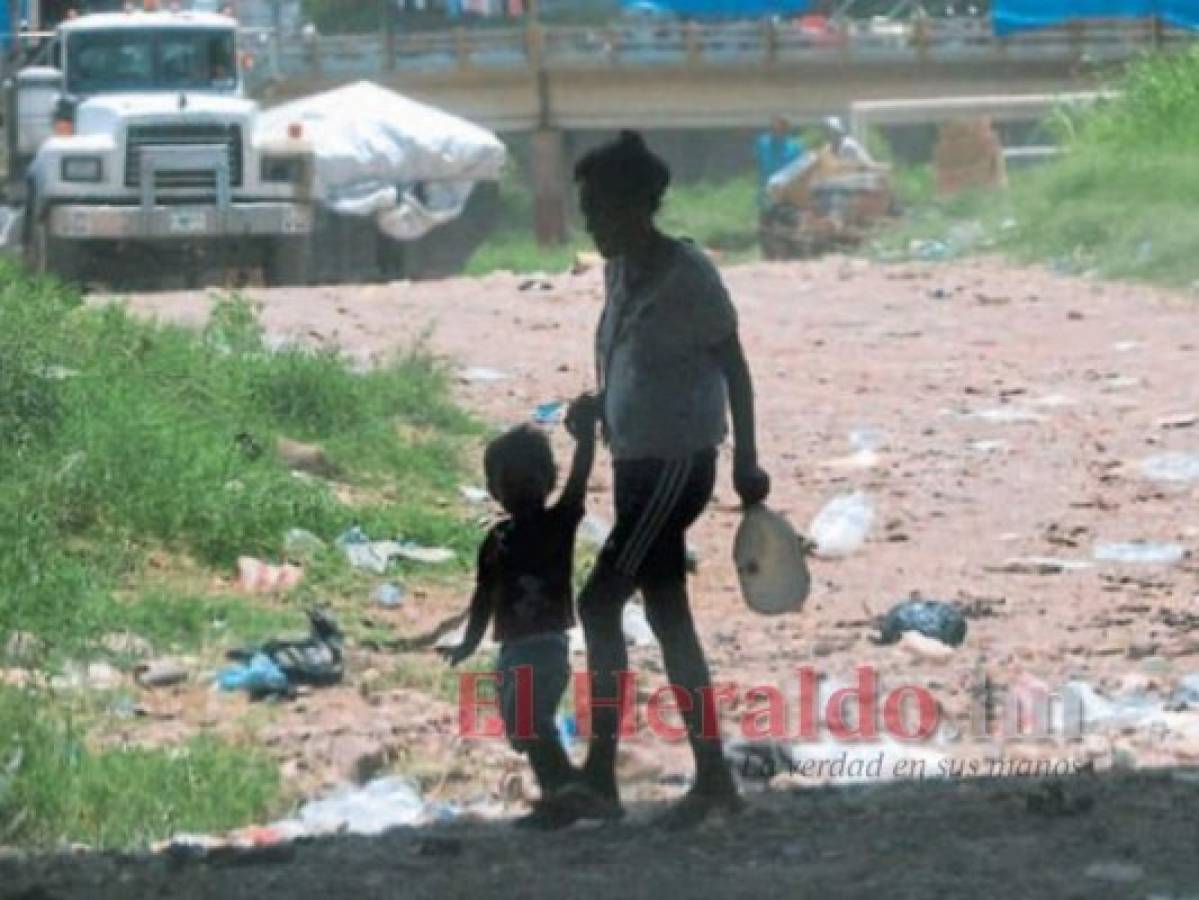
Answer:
[
  {"xmin": 484, "ymin": 425, "xmax": 557, "ymax": 507},
  {"xmin": 573, "ymin": 130, "xmax": 671, "ymax": 216}
]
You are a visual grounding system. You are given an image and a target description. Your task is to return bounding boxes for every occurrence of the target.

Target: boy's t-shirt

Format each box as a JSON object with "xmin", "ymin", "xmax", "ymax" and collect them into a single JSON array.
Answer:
[{"xmin": 477, "ymin": 494, "xmax": 584, "ymax": 643}]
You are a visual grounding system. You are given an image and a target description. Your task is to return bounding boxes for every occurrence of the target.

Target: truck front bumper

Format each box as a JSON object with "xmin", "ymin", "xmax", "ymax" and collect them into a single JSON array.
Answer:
[{"xmin": 48, "ymin": 203, "xmax": 314, "ymax": 241}]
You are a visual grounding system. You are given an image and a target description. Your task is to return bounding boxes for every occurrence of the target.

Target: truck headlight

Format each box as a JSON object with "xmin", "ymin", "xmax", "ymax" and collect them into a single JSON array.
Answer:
[
  {"xmin": 261, "ymin": 155, "xmax": 307, "ymax": 184},
  {"xmin": 61, "ymin": 156, "xmax": 103, "ymax": 183}
]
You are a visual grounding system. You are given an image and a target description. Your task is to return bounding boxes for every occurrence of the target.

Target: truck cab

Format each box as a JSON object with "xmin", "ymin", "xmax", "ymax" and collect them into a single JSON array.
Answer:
[{"xmin": 6, "ymin": 6, "xmax": 314, "ymax": 285}]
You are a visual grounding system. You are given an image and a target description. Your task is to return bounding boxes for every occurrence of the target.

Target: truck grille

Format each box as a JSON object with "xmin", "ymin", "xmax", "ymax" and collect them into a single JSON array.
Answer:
[{"xmin": 124, "ymin": 124, "xmax": 244, "ymax": 190}]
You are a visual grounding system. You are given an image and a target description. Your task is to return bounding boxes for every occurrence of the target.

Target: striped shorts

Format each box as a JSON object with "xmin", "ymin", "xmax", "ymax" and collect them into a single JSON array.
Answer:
[{"xmin": 599, "ymin": 448, "xmax": 717, "ymax": 587}]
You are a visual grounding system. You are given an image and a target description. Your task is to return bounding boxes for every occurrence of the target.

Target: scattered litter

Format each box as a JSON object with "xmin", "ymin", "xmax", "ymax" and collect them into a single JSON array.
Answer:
[
  {"xmin": 100, "ymin": 632, "xmax": 153, "ymax": 658},
  {"xmin": 809, "ymin": 492, "xmax": 875, "ymax": 559},
  {"xmin": 395, "ymin": 543, "xmax": 456, "ymax": 565},
  {"xmin": 532, "ymin": 400, "xmax": 565, "ymax": 425},
  {"xmin": 1112, "ymin": 341, "xmax": 1141, "ymax": 353},
  {"xmin": 336, "ymin": 527, "xmax": 455, "ymax": 571},
  {"xmin": 848, "ymin": 427, "xmax": 886, "ymax": 452},
  {"xmin": 1140, "ymin": 453, "xmax": 1199, "ymax": 484},
  {"xmin": 1029, "ymin": 394, "xmax": 1078, "ymax": 408},
  {"xmin": 36, "ymin": 365, "xmax": 80, "ymax": 380},
  {"xmin": 275, "ymin": 436, "xmax": 340, "ymax": 479},
  {"xmin": 1084, "ymin": 861, "xmax": 1144, "ymax": 884},
  {"xmin": 1171, "ymin": 674, "xmax": 1199, "ymax": 710},
  {"xmin": 458, "ymin": 366, "xmax": 510, "ymax": 384},
  {"xmin": 897, "ymin": 631, "xmax": 956, "ymax": 662},
  {"xmin": 291, "ymin": 776, "xmax": 430, "ymax": 836},
  {"xmin": 878, "ymin": 599, "xmax": 967, "ymax": 647},
  {"xmin": 969, "ymin": 439, "xmax": 1008, "ymax": 454},
  {"xmin": 1057, "ymin": 681, "xmax": 1166, "ymax": 734},
  {"xmin": 217, "ymin": 652, "xmax": 290, "ymax": 699},
  {"xmin": 960, "ymin": 407, "xmax": 1046, "ymax": 424},
  {"xmin": 1093, "ymin": 542, "xmax": 1187, "ymax": 566},
  {"xmin": 283, "ymin": 528, "xmax": 325, "ymax": 562},
  {"xmin": 518, "ymin": 277, "xmax": 553, "ymax": 292},
  {"xmin": 459, "ymin": 485, "xmax": 491, "ymax": 505},
  {"xmin": 622, "ymin": 601, "xmax": 656, "ymax": 648},
  {"xmin": 372, "ymin": 582, "xmax": 407, "ymax": 609},
  {"xmin": 52, "ymin": 662, "xmax": 123, "ymax": 692},
  {"xmin": 134, "ymin": 659, "xmax": 189, "ymax": 689},
  {"xmin": 236, "ymin": 557, "xmax": 303, "ymax": 594},
  {"xmin": 909, "ymin": 239, "xmax": 955, "ymax": 262},
  {"xmin": 986, "ymin": 557, "xmax": 1093, "ymax": 575},
  {"xmin": 1158, "ymin": 413, "xmax": 1198, "ymax": 430},
  {"xmin": 223, "ymin": 610, "xmax": 344, "ymax": 697}
]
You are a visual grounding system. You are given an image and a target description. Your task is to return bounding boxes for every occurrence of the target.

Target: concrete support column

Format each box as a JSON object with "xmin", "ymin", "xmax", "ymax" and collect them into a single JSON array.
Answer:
[{"xmin": 532, "ymin": 127, "xmax": 567, "ymax": 246}]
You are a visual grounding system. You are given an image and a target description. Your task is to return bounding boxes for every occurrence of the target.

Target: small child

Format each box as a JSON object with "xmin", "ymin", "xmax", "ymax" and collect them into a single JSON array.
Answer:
[{"xmin": 439, "ymin": 393, "xmax": 598, "ymax": 829}]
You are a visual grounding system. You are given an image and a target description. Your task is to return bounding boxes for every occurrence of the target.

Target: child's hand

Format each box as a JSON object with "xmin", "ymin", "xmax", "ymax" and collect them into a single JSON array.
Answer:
[
  {"xmin": 436, "ymin": 643, "xmax": 473, "ymax": 667},
  {"xmin": 565, "ymin": 393, "xmax": 599, "ymax": 439}
]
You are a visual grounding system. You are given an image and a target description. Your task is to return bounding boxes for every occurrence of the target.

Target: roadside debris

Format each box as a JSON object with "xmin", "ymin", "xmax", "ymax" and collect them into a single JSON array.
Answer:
[
  {"xmin": 458, "ymin": 366, "xmax": 510, "ymax": 384},
  {"xmin": 372, "ymin": 582, "xmax": 407, "ymax": 609},
  {"xmin": 532, "ymin": 400, "xmax": 565, "ymax": 425},
  {"xmin": 237, "ymin": 557, "xmax": 304, "ymax": 594},
  {"xmin": 1092, "ymin": 542, "xmax": 1187, "ymax": 566},
  {"xmin": 337, "ymin": 526, "xmax": 456, "ymax": 573},
  {"xmin": 985, "ymin": 557, "xmax": 1093, "ymax": 575},
  {"xmin": 878, "ymin": 598, "xmax": 967, "ymax": 647},
  {"xmin": 221, "ymin": 610, "xmax": 345, "ymax": 698},
  {"xmin": 809, "ymin": 492, "xmax": 875, "ymax": 559},
  {"xmin": 134, "ymin": 659, "xmax": 189, "ymax": 689},
  {"xmin": 1140, "ymin": 452, "xmax": 1199, "ymax": 484}
]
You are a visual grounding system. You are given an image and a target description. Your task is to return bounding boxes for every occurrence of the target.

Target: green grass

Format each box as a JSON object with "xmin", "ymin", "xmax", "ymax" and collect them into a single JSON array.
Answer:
[
  {"xmin": 0, "ymin": 264, "xmax": 480, "ymax": 656},
  {"xmin": 873, "ymin": 46, "xmax": 1199, "ymax": 287},
  {"xmin": 464, "ymin": 169, "xmax": 762, "ymax": 275},
  {"xmin": 0, "ymin": 686, "xmax": 282, "ymax": 850}
]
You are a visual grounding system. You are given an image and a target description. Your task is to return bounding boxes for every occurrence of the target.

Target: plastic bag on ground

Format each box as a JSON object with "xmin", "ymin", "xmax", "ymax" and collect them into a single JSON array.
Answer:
[
  {"xmin": 878, "ymin": 599, "xmax": 967, "ymax": 647},
  {"xmin": 1093, "ymin": 542, "xmax": 1187, "ymax": 566},
  {"xmin": 809, "ymin": 492, "xmax": 875, "ymax": 558},
  {"xmin": 1140, "ymin": 453, "xmax": 1199, "ymax": 484},
  {"xmin": 294, "ymin": 776, "xmax": 428, "ymax": 837}
]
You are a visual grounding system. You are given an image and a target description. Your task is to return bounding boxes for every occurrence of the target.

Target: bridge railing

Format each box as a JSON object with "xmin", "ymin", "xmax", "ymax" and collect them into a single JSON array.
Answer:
[{"xmin": 265, "ymin": 17, "xmax": 1193, "ymax": 80}]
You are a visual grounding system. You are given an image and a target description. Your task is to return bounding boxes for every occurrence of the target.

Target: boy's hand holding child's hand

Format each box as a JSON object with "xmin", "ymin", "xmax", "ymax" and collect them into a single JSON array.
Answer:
[{"xmin": 565, "ymin": 393, "xmax": 599, "ymax": 440}]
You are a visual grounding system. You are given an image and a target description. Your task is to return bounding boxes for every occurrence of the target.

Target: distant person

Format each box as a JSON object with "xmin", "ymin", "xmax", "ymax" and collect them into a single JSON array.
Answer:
[
  {"xmin": 755, "ymin": 114, "xmax": 804, "ymax": 207},
  {"xmin": 438, "ymin": 400, "xmax": 598, "ymax": 830},
  {"xmin": 822, "ymin": 115, "xmax": 874, "ymax": 166}
]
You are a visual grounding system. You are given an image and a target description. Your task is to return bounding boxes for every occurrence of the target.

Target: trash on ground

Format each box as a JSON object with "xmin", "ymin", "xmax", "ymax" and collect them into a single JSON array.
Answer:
[
  {"xmin": 217, "ymin": 652, "xmax": 290, "ymax": 699},
  {"xmin": 236, "ymin": 557, "xmax": 304, "ymax": 594},
  {"xmin": 1092, "ymin": 542, "xmax": 1187, "ymax": 566},
  {"xmin": 134, "ymin": 659, "xmax": 189, "ymax": 689},
  {"xmin": 337, "ymin": 527, "xmax": 455, "ymax": 571},
  {"xmin": 395, "ymin": 542, "xmax": 456, "ymax": 564},
  {"xmin": 275, "ymin": 436, "xmax": 341, "ymax": 479},
  {"xmin": 985, "ymin": 557, "xmax": 1093, "ymax": 575},
  {"xmin": 1140, "ymin": 452, "xmax": 1199, "ymax": 484},
  {"xmin": 372, "ymin": 582, "xmax": 407, "ymax": 609},
  {"xmin": 580, "ymin": 514, "xmax": 612, "ymax": 550},
  {"xmin": 1171, "ymin": 674, "xmax": 1199, "ymax": 710},
  {"xmin": 734, "ymin": 505, "xmax": 812, "ymax": 615},
  {"xmin": 896, "ymin": 631, "xmax": 957, "ymax": 662},
  {"xmin": 100, "ymin": 632, "xmax": 153, "ymax": 658},
  {"xmin": 224, "ymin": 609, "xmax": 344, "ymax": 696},
  {"xmin": 283, "ymin": 528, "xmax": 325, "ymax": 561},
  {"xmin": 290, "ymin": 775, "xmax": 430, "ymax": 837},
  {"xmin": 959, "ymin": 407, "xmax": 1046, "ymax": 424},
  {"xmin": 532, "ymin": 400, "xmax": 565, "ymax": 425},
  {"xmin": 809, "ymin": 492, "xmax": 875, "ymax": 559},
  {"xmin": 878, "ymin": 598, "xmax": 967, "ymax": 647},
  {"xmin": 1157, "ymin": 413, "xmax": 1198, "ymax": 430},
  {"xmin": 622, "ymin": 601, "xmax": 656, "ymax": 648},
  {"xmin": 458, "ymin": 366, "xmax": 510, "ymax": 384}
]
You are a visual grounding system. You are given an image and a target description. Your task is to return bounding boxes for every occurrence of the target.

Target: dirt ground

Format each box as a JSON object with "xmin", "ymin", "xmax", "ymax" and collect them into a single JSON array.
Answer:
[{"xmin": 11, "ymin": 254, "xmax": 1197, "ymax": 897}]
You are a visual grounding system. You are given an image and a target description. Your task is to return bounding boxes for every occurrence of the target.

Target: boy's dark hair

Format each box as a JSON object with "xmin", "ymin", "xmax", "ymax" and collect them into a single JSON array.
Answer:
[
  {"xmin": 484, "ymin": 425, "xmax": 557, "ymax": 502},
  {"xmin": 573, "ymin": 130, "xmax": 671, "ymax": 216}
]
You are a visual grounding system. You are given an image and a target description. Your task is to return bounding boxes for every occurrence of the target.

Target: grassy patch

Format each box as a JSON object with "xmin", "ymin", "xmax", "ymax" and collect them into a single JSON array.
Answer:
[
  {"xmin": 874, "ymin": 46, "xmax": 1199, "ymax": 287},
  {"xmin": 0, "ymin": 686, "xmax": 282, "ymax": 849}
]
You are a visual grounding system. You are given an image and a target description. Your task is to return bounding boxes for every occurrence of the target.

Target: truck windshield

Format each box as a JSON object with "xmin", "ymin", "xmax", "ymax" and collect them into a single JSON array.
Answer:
[{"xmin": 65, "ymin": 29, "xmax": 237, "ymax": 94}]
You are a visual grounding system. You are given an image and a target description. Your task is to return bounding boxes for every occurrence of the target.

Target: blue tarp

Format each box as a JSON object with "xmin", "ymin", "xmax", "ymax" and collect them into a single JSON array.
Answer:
[
  {"xmin": 621, "ymin": 0, "xmax": 812, "ymax": 20},
  {"xmin": 994, "ymin": 0, "xmax": 1199, "ymax": 34}
]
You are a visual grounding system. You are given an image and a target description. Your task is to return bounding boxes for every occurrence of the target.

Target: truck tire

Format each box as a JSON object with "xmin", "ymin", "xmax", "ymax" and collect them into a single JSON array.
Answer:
[
  {"xmin": 26, "ymin": 216, "xmax": 83, "ymax": 284},
  {"xmin": 264, "ymin": 236, "xmax": 311, "ymax": 287}
]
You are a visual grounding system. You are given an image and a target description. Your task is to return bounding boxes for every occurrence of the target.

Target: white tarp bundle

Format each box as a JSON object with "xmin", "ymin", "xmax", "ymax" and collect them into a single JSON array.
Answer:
[{"xmin": 259, "ymin": 81, "xmax": 506, "ymax": 242}]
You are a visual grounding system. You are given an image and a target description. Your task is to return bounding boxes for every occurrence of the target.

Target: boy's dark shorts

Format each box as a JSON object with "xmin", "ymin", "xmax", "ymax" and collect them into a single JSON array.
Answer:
[
  {"xmin": 598, "ymin": 448, "xmax": 717, "ymax": 588},
  {"xmin": 498, "ymin": 632, "xmax": 570, "ymax": 752}
]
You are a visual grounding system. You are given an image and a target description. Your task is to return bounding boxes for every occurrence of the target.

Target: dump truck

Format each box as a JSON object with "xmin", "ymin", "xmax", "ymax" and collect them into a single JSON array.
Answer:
[{"xmin": 3, "ymin": 5, "xmax": 316, "ymax": 285}]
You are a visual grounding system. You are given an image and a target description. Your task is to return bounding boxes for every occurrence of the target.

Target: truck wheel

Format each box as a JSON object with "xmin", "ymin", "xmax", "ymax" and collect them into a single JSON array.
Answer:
[
  {"xmin": 264, "ymin": 236, "xmax": 311, "ymax": 287},
  {"xmin": 26, "ymin": 217, "xmax": 82, "ymax": 284}
]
